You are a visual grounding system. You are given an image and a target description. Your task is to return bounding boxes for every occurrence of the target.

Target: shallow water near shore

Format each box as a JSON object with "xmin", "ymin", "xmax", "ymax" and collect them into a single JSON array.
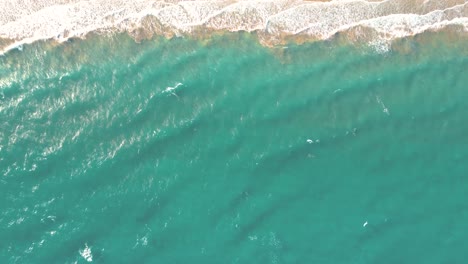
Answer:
[{"xmin": 1, "ymin": 32, "xmax": 468, "ymax": 263}]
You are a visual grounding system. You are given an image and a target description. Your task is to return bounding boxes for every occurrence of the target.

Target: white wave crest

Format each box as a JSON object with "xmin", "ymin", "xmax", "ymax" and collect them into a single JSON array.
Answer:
[
  {"xmin": 79, "ymin": 244, "xmax": 93, "ymax": 262},
  {"xmin": 0, "ymin": 0, "xmax": 467, "ymax": 53}
]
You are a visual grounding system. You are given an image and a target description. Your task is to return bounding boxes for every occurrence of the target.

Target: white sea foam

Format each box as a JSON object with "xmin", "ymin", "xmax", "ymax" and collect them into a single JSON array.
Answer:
[
  {"xmin": 165, "ymin": 82, "xmax": 183, "ymax": 93},
  {"xmin": 0, "ymin": 0, "xmax": 467, "ymax": 54},
  {"xmin": 79, "ymin": 244, "xmax": 93, "ymax": 262}
]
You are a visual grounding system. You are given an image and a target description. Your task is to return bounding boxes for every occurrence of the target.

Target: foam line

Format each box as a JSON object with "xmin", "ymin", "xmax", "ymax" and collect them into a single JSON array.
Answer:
[{"xmin": 1, "ymin": 0, "xmax": 467, "ymax": 54}]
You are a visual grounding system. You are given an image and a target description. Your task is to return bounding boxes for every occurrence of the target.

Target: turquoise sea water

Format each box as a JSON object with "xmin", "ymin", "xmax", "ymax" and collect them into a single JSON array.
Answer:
[{"xmin": 1, "ymin": 32, "xmax": 468, "ymax": 263}]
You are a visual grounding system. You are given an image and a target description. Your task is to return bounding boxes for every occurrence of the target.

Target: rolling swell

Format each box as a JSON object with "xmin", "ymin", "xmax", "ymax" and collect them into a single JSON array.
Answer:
[{"xmin": 1, "ymin": 30, "xmax": 468, "ymax": 263}]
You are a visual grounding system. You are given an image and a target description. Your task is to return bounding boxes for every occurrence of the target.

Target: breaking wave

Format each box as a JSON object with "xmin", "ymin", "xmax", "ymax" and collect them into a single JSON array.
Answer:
[{"xmin": 1, "ymin": 0, "xmax": 467, "ymax": 53}]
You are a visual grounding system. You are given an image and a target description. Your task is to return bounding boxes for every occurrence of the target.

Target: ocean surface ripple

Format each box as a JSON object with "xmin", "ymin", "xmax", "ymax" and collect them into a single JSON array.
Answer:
[{"xmin": 1, "ymin": 32, "xmax": 468, "ymax": 262}]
